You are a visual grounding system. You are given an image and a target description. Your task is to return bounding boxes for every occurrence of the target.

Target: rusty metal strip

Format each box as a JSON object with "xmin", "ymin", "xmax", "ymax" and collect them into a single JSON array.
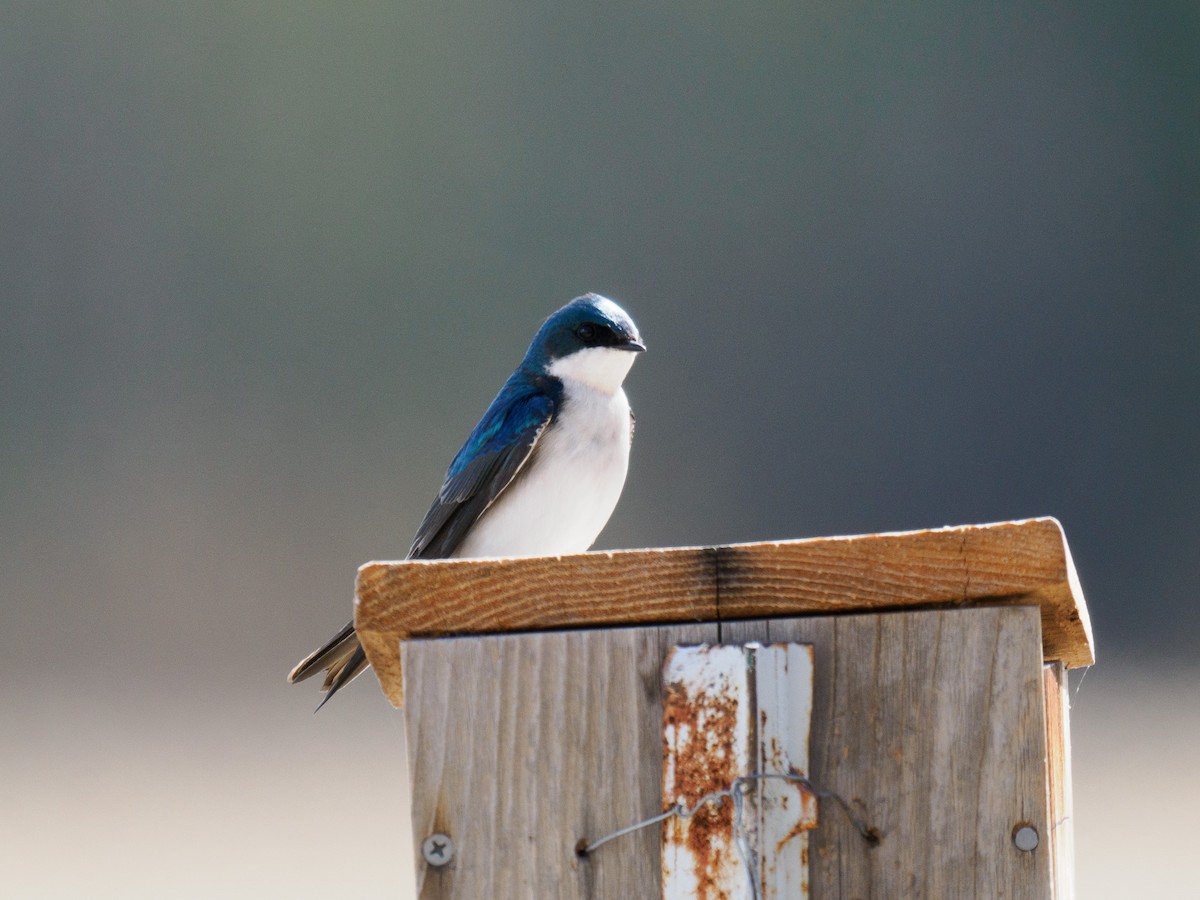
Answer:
[
  {"xmin": 754, "ymin": 644, "xmax": 817, "ymax": 898},
  {"xmin": 662, "ymin": 644, "xmax": 816, "ymax": 899}
]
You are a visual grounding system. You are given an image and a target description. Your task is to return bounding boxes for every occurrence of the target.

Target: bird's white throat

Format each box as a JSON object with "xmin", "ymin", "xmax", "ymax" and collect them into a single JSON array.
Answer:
[{"xmin": 546, "ymin": 346, "xmax": 637, "ymax": 395}]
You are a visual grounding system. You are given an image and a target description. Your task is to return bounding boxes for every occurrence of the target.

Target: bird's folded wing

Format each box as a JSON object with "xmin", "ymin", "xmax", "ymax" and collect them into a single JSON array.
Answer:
[{"xmin": 407, "ymin": 387, "xmax": 556, "ymax": 559}]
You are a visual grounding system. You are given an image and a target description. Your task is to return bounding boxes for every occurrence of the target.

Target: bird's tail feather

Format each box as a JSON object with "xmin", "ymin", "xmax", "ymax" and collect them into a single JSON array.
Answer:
[
  {"xmin": 314, "ymin": 643, "xmax": 368, "ymax": 710},
  {"xmin": 288, "ymin": 620, "xmax": 370, "ymax": 710}
]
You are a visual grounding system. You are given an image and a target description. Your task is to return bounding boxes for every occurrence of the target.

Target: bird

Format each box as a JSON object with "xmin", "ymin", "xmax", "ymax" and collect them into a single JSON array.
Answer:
[{"xmin": 288, "ymin": 293, "xmax": 645, "ymax": 708}]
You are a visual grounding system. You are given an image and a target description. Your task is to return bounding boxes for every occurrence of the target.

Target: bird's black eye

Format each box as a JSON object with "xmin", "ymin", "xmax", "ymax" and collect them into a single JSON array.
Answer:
[{"xmin": 576, "ymin": 323, "xmax": 597, "ymax": 343}]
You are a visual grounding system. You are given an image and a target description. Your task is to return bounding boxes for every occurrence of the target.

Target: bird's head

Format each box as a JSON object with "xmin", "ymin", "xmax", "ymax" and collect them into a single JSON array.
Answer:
[{"xmin": 527, "ymin": 293, "xmax": 645, "ymax": 394}]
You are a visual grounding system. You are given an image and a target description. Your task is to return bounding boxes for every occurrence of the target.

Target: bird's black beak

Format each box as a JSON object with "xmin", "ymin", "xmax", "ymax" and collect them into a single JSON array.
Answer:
[{"xmin": 619, "ymin": 338, "xmax": 647, "ymax": 352}]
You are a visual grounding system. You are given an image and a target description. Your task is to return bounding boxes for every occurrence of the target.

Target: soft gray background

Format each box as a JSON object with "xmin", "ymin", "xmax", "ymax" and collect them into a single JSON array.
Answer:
[{"xmin": 3, "ymin": 3, "xmax": 1196, "ymax": 896}]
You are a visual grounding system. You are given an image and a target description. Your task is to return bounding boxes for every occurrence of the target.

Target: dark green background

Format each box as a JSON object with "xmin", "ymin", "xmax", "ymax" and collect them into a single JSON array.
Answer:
[{"xmin": 3, "ymin": 4, "xmax": 1196, "ymax": 896}]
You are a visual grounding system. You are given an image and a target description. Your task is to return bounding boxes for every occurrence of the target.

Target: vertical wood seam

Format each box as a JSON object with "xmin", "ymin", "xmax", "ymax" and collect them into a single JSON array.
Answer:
[
  {"xmin": 926, "ymin": 613, "xmax": 944, "ymax": 895},
  {"xmin": 972, "ymin": 611, "xmax": 1003, "ymax": 899}
]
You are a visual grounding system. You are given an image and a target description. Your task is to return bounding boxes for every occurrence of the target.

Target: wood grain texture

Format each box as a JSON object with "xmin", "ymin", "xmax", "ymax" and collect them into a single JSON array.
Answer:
[
  {"xmin": 402, "ymin": 607, "xmax": 1054, "ymax": 899},
  {"xmin": 1043, "ymin": 662, "xmax": 1076, "ymax": 899},
  {"xmin": 402, "ymin": 622, "xmax": 717, "ymax": 899},
  {"xmin": 723, "ymin": 607, "xmax": 1054, "ymax": 899},
  {"xmin": 357, "ymin": 518, "xmax": 1093, "ymax": 707}
]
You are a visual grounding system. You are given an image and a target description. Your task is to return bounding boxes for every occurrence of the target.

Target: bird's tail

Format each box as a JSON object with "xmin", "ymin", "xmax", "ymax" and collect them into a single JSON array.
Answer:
[{"xmin": 288, "ymin": 620, "xmax": 369, "ymax": 710}]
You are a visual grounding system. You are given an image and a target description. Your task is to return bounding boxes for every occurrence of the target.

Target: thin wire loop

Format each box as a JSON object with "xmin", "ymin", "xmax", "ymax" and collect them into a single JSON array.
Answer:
[{"xmin": 579, "ymin": 772, "xmax": 878, "ymax": 857}]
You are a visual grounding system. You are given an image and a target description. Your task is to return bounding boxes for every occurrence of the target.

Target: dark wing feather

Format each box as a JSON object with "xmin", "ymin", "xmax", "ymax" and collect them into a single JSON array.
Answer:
[
  {"xmin": 289, "ymin": 376, "xmax": 557, "ymax": 708},
  {"xmin": 408, "ymin": 382, "xmax": 557, "ymax": 559}
]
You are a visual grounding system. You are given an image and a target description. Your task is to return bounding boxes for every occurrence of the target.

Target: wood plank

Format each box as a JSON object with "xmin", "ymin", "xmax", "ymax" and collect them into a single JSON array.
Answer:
[
  {"xmin": 1043, "ymin": 662, "xmax": 1076, "ymax": 899},
  {"xmin": 402, "ymin": 607, "xmax": 1053, "ymax": 898},
  {"xmin": 722, "ymin": 607, "xmax": 1053, "ymax": 899},
  {"xmin": 357, "ymin": 518, "xmax": 1093, "ymax": 706},
  {"xmin": 717, "ymin": 518, "xmax": 1092, "ymax": 665},
  {"xmin": 401, "ymin": 622, "xmax": 718, "ymax": 899}
]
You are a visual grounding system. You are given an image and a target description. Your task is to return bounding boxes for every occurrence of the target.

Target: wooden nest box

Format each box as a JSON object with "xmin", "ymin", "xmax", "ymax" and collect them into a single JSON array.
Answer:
[{"xmin": 354, "ymin": 517, "xmax": 1093, "ymax": 899}]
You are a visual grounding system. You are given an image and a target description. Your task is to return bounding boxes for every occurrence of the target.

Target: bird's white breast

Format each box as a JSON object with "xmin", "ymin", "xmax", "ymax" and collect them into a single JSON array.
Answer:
[{"xmin": 451, "ymin": 380, "xmax": 633, "ymax": 559}]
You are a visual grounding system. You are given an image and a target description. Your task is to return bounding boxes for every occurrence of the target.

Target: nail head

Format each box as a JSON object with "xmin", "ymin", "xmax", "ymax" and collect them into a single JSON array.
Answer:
[{"xmin": 1012, "ymin": 824, "xmax": 1039, "ymax": 852}]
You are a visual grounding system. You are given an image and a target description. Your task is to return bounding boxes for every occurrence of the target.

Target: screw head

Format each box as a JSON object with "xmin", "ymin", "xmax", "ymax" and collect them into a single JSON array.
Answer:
[
  {"xmin": 1012, "ymin": 824, "xmax": 1039, "ymax": 852},
  {"xmin": 422, "ymin": 833, "xmax": 454, "ymax": 867}
]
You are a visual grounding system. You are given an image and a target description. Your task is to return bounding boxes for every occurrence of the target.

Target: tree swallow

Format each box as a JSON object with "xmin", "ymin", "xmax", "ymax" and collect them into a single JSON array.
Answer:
[{"xmin": 288, "ymin": 293, "xmax": 645, "ymax": 707}]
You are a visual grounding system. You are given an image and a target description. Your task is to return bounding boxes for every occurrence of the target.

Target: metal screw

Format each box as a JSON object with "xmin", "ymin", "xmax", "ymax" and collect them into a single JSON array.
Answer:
[
  {"xmin": 422, "ymin": 833, "xmax": 454, "ymax": 867},
  {"xmin": 1012, "ymin": 824, "xmax": 1039, "ymax": 852}
]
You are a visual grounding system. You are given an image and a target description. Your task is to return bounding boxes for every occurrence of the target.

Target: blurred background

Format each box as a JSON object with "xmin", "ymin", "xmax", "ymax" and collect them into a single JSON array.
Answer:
[{"xmin": 2, "ymin": 2, "xmax": 1196, "ymax": 896}]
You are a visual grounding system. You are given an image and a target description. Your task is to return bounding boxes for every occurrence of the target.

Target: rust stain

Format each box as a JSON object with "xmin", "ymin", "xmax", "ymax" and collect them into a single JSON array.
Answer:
[
  {"xmin": 773, "ymin": 780, "xmax": 818, "ymax": 854},
  {"xmin": 663, "ymin": 643, "xmax": 816, "ymax": 898},
  {"xmin": 663, "ymin": 666, "xmax": 743, "ymax": 900},
  {"xmin": 763, "ymin": 734, "xmax": 788, "ymax": 773}
]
